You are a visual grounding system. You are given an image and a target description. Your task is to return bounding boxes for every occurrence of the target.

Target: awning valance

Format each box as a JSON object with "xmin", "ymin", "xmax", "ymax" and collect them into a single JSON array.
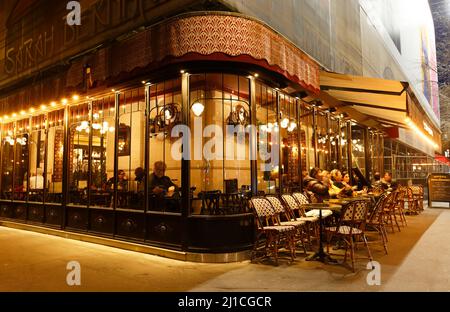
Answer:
[{"xmin": 320, "ymin": 71, "xmax": 409, "ymax": 127}]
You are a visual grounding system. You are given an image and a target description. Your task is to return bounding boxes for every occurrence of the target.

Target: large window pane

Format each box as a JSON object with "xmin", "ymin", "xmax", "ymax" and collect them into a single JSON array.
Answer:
[
  {"xmin": 13, "ymin": 119, "xmax": 29, "ymax": 201},
  {"xmin": 116, "ymin": 88, "xmax": 145, "ymax": 210},
  {"xmin": 256, "ymin": 82, "xmax": 278, "ymax": 195},
  {"xmin": 46, "ymin": 110, "xmax": 64, "ymax": 203},
  {"xmin": 1, "ymin": 123, "xmax": 15, "ymax": 199},
  {"xmin": 28, "ymin": 115, "xmax": 46, "ymax": 202},
  {"xmin": 90, "ymin": 97, "xmax": 115, "ymax": 208},
  {"xmin": 149, "ymin": 78, "xmax": 182, "ymax": 213},
  {"xmin": 68, "ymin": 103, "xmax": 90, "ymax": 206}
]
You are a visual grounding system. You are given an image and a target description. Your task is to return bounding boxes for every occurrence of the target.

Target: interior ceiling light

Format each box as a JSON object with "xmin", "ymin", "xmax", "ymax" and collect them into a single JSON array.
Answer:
[{"xmin": 191, "ymin": 102, "xmax": 205, "ymax": 117}]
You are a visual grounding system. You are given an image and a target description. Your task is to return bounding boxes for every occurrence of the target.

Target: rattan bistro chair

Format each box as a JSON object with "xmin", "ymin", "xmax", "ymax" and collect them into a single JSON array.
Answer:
[
  {"xmin": 250, "ymin": 197, "xmax": 297, "ymax": 264},
  {"xmin": 365, "ymin": 192, "xmax": 389, "ymax": 254},
  {"xmin": 325, "ymin": 200, "xmax": 373, "ymax": 272},
  {"xmin": 265, "ymin": 195, "xmax": 309, "ymax": 255},
  {"xmin": 410, "ymin": 185, "xmax": 424, "ymax": 212},
  {"xmin": 292, "ymin": 192, "xmax": 333, "ymax": 218},
  {"xmin": 281, "ymin": 194, "xmax": 320, "ymax": 245},
  {"xmin": 383, "ymin": 191, "xmax": 401, "ymax": 233}
]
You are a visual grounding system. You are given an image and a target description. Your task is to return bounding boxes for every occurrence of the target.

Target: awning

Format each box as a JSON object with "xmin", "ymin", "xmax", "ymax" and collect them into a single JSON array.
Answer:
[{"xmin": 320, "ymin": 71, "xmax": 409, "ymax": 128}]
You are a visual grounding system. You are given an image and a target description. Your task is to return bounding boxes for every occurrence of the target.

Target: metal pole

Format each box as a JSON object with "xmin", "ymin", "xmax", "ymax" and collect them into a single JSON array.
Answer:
[
  {"xmin": 364, "ymin": 127, "xmax": 371, "ymax": 182},
  {"xmin": 87, "ymin": 101, "xmax": 93, "ymax": 230},
  {"xmin": 62, "ymin": 104, "xmax": 70, "ymax": 230},
  {"xmin": 312, "ymin": 106, "xmax": 318, "ymax": 167},
  {"xmin": 297, "ymin": 100, "xmax": 303, "ymax": 191},
  {"xmin": 144, "ymin": 85, "xmax": 150, "ymax": 238},
  {"xmin": 181, "ymin": 72, "xmax": 190, "ymax": 251},
  {"xmin": 347, "ymin": 121, "xmax": 353, "ymax": 185},
  {"xmin": 276, "ymin": 91, "xmax": 282, "ymax": 194},
  {"xmin": 249, "ymin": 77, "xmax": 258, "ymax": 196},
  {"xmin": 113, "ymin": 92, "xmax": 120, "ymax": 236}
]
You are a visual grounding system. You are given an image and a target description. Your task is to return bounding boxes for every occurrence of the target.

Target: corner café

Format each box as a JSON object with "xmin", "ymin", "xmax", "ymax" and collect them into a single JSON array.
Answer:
[{"xmin": 0, "ymin": 11, "xmax": 442, "ymax": 260}]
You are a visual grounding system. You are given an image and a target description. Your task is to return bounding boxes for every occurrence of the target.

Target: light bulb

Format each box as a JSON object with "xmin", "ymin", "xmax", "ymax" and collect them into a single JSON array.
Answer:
[{"xmin": 191, "ymin": 102, "xmax": 204, "ymax": 117}]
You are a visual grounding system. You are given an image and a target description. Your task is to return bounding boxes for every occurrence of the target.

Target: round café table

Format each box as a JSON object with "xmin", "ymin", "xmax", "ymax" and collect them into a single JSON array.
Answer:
[{"xmin": 304, "ymin": 203, "xmax": 342, "ymax": 263}]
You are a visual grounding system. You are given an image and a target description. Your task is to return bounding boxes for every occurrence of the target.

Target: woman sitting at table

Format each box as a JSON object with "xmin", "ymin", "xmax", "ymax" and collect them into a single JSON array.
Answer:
[{"xmin": 106, "ymin": 170, "xmax": 128, "ymax": 191}]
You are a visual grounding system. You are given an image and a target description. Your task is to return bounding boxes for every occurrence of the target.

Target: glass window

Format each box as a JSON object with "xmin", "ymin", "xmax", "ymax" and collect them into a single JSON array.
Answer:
[
  {"xmin": 28, "ymin": 115, "xmax": 46, "ymax": 203},
  {"xmin": 189, "ymin": 73, "xmax": 251, "ymax": 214},
  {"xmin": 279, "ymin": 94, "xmax": 299, "ymax": 192},
  {"xmin": 149, "ymin": 78, "xmax": 182, "ymax": 213},
  {"xmin": 300, "ymin": 102, "xmax": 314, "ymax": 175},
  {"xmin": 256, "ymin": 82, "xmax": 278, "ymax": 195},
  {"xmin": 46, "ymin": 110, "xmax": 64, "ymax": 203},
  {"xmin": 116, "ymin": 88, "xmax": 145, "ymax": 210},
  {"xmin": 90, "ymin": 96, "xmax": 115, "ymax": 208},
  {"xmin": 1, "ymin": 123, "xmax": 15, "ymax": 199},
  {"xmin": 13, "ymin": 119, "xmax": 29, "ymax": 201},
  {"xmin": 351, "ymin": 124, "xmax": 366, "ymax": 176},
  {"xmin": 68, "ymin": 103, "xmax": 90, "ymax": 206}
]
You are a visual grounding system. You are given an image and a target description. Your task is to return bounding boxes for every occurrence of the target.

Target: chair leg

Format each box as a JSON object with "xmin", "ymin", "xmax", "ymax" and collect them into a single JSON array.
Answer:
[
  {"xmin": 362, "ymin": 234, "xmax": 373, "ymax": 262},
  {"xmin": 350, "ymin": 238, "xmax": 355, "ymax": 272}
]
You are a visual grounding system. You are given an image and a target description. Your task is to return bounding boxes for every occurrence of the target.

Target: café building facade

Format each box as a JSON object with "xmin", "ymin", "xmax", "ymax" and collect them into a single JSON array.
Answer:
[{"xmin": 0, "ymin": 0, "xmax": 445, "ymax": 260}]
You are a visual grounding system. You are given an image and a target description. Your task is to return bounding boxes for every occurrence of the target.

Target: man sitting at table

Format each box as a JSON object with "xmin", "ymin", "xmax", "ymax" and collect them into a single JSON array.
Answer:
[
  {"xmin": 29, "ymin": 168, "xmax": 44, "ymax": 190},
  {"xmin": 149, "ymin": 161, "xmax": 178, "ymax": 197}
]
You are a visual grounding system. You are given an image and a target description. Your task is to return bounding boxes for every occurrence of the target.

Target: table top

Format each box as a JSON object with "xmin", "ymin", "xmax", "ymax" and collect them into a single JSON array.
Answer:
[{"xmin": 302, "ymin": 203, "xmax": 342, "ymax": 210}]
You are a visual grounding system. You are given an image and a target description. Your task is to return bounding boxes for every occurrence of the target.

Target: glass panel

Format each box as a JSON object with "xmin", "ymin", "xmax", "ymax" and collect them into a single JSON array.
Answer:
[
  {"xmin": 1, "ymin": 124, "xmax": 15, "ymax": 199},
  {"xmin": 46, "ymin": 110, "xmax": 64, "ymax": 203},
  {"xmin": 116, "ymin": 88, "xmax": 145, "ymax": 210},
  {"xmin": 13, "ymin": 120, "xmax": 29, "ymax": 201},
  {"xmin": 223, "ymin": 74, "xmax": 251, "ymax": 194},
  {"xmin": 90, "ymin": 96, "xmax": 115, "ymax": 208},
  {"xmin": 279, "ymin": 94, "xmax": 300, "ymax": 192},
  {"xmin": 256, "ymin": 82, "xmax": 279, "ymax": 195},
  {"xmin": 149, "ymin": 78, "xmax": 182, "ymax": 213},
  {"xmin": 28, "ymin": 116, "xmax": 46, "ymax": 203},
  {"xmin": 68, "ymin": 103, "xmax": 90, "ymax": 206},
  {"xmin": 340, "ymin": 122, "xmax": 349, "ymax": 172},
  {"xmin": 300, "ymin": 102, "xmax": 314, "ymax": 176},
  {"xmin": 351, "ymin": 124, "xmax": 366, "ymax": 176}
]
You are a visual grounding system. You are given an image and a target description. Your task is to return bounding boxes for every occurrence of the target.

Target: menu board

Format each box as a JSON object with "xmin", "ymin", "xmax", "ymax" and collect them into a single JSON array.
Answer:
[{"xmin": 428, "ymin": 173, "xmax": 450, "ymax": 207}]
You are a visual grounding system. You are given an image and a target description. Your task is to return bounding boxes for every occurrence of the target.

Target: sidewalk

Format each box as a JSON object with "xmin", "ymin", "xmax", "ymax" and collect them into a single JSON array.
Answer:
[{"xmin": 0, "ymin": 206, "xmax": 448, "ymax": 291}]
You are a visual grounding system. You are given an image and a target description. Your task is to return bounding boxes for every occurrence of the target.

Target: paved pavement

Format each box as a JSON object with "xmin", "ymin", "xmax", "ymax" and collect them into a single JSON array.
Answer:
[{"xmin": 0, "ymin": 206, "xmax": 449, "ymax": 291}]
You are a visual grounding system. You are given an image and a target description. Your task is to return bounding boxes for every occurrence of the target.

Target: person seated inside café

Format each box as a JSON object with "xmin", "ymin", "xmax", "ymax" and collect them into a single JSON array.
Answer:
[
  {"xmin": 329, "ymin": 169, "xmax": 353, "ymax": 198},
  {"xmin": 106, "ymin": 169, "xmax": 128, "ymax": 191},
  {"xmin": 149, "ymin": 161, "xmax": 179, "ymax": 211},
  {"xmin": 134, "ymin": 167, "xmax": 145, "ymax": 192},
  {"xmin": 381, "ymin": 172, "xmax": 398, "ymax": 191},
  {"xmin": 28, "ymin": 168, "xmax": 44, "ymax": 190},
  {"xmin": 372, "ymin": 172, "xmax": 382, "ymax": 188},
  {"xmin": 303, "ymin": 167, "xmax": 329, "ymax": 203}
]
